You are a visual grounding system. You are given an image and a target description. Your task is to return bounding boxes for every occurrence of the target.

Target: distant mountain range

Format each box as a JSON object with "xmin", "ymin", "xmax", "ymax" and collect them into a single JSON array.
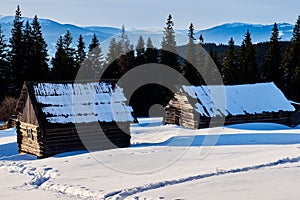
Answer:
[
  {"xmin": 0, "ymin": 16, "xmax": 294, "ymax": 57},
  {"xmin": 196, "ymin": 22, "xmax": 293, "ymax": 45}
]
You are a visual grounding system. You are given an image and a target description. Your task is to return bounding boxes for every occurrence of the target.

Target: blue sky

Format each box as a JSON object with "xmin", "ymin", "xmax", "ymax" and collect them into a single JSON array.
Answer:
[{"xmin": 0, "ymin": 0, "xmax": 299, "ymax": 29}]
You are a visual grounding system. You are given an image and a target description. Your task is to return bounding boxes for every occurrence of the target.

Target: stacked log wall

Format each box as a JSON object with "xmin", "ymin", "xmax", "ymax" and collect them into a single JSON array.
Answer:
[
  {"xmin": 197, "ymin": 111, "xmax": 293, "ymax": 129},
  {"xmin": 164, "ymin": 93, "xmax": 198, "ymax": 129},
  {"xmin": 17, "ymin": 121, "xmax": 131, "ymax": 158},
  {"xmin": 176, "ymin": 93, "xmax": 197, "ymax": 129},
  {"xmin": 164, "ymin": 97, "xmax": 180, "ymax": 125},
  {"xmin": 17, "ymin": 121, "xmax": 43, "ymax": 157},
  {"xmin": 290, "ymin": 104, "xmax": 300, "ymax": 127}
]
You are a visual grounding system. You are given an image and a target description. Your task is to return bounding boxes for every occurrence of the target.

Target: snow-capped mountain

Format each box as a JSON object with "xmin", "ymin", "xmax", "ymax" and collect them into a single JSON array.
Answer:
[
  {"xmin": 0, "ymin": 16, "xmax": 294, "ymax": 57},
  {"xmin": 195, "ymin": 22, "xmax": 294, "ymax": 45},
  {"xmin": 0, "ymin": 16, "xmax": 121, "ymax": 56}
]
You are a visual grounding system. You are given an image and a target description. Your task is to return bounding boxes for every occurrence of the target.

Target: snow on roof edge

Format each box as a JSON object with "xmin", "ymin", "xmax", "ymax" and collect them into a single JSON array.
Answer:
[
  {"xmin": 181, "ymin": 82, "xmax": 295, "ymax": 117},
  {"xmin": 31, "ymin": 82, "xmax": 134, "ymax": 124}
]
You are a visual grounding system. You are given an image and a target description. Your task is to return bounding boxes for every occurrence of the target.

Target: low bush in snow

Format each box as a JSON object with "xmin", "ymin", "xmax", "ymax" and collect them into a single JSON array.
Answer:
[{"xmin": 0, "ymin": 96, "xmax": 18, "ymax": 121}]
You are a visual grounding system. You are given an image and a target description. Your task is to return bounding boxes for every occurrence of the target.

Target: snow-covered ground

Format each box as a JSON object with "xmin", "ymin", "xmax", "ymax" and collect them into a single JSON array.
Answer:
[{"xmin": 0, "ymin": 118, "xmax": 300, "ymax": 199}]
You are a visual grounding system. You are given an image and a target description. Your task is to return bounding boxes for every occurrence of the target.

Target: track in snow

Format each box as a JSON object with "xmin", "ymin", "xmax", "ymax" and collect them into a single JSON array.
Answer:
[
  {"xmin": 105, "ymin": 156, "xmax": 300, "ymax": 199},
  {"xmin": 1, "ymin": 155, "xmax": 300, "ymax": 200}
]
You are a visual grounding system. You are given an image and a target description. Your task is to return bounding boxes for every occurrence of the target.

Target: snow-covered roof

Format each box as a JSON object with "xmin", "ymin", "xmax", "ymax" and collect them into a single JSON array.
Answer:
[
  {"xmin": 31, "ymin": 82, "xmax": 134, "ymax": 124},
  {"xmin": 182, "ymin": 82, "xmax": 295, "ymax": 117}
]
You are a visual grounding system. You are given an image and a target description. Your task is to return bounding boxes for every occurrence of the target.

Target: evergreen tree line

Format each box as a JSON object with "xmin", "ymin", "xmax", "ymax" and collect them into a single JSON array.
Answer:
[
  {"xmin": 219, "ymin": 17, "xmax": 300, "ymax": 101},
  {"xmin": 0, "ymin": 5, "xmax": 49, "ymax": 99},
  {"xmin": 0, "ymin": 6, "xmax": 300, "ymax": 106}
]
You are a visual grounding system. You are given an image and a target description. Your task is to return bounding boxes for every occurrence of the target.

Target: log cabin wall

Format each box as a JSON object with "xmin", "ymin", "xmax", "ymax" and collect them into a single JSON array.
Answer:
[
  {"xmin": 164, "ymin": 97, "xmax": 180, "ymax": 126},
  {"xmin": 197, "ymin": 111, "xmax": 293, "ymax": 129},
  {"xmin": 17, "ymin": 120, "xmax": 131, "ymax": 158},
  {"xmin": 39, "ymin": 122, "xmax": 131, "ymax": 158},
  {"xmin": 290, "ymin": 103, "xmax": 300, "ymax": 127},
  {"xmin": 17, "ymin": 121, "xmax": 42, "ymax": 157},
  {"xmin": 177, "ymin": 94, "xmax": 197, "ymax": 129},
  {"xmin": 17, "ymin": 93, "xmax": 42, "ymax": 157},
  {"xmin": 164, "ymin": 93, "xmax": 198, "ymax": 129}
]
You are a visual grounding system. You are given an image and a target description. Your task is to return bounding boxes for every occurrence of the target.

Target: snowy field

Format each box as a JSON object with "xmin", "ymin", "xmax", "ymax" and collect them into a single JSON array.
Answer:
[{"xmin": 1, "ymin": 118, "xmax": 300, "ymax": 199}]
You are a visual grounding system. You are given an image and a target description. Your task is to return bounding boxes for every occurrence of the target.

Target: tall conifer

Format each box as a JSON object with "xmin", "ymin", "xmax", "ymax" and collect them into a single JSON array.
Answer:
[
  {"xmin": 264, "ymin": 23, "xmax": 282, "ymax": 87},
  {"xmin": 76, "ymin": 34, "xmax": 86, "ymax": 66},
  {"xmin": 182, "ymin": 23, "xmax": 201, "ymax": 84},
  {"xmin": 135, "ymin": 36, "xmax": 145, "ymax": 66},
  {"xmin": 51, "ymin": 31, "xmax": 77, "ymax": 80},
  {"xmin": 88, "ymin": 34, "xmax": 99, "ymax": 52},
  {"xmin": 237, "ymin": 30, "xmax": 258, "ymax": 83},
  {"xmin": 284, "ymin": 16, "xmax": 300, "ymax": 99},
  {"xmin": 8, "ymin": 5, "xmax": 24, "ymax": 96},
  {"xmin": 144, "ymin": 37, "xmax": 158, "ymax": 64},
  {"xmin": 160, "ymin": 15, "xmax": 179, "ymax": 69},
  {"xmin": 31, "ymin": 15, "xmax": 49, "ymax": 80},
  {"xmin": 222, "ymin": 38, "xmax": 237, "ymax": 84},
  {"xmin": 0, "ymin": 25, "xmax": 8, "ymax": 100},
  {"xmin": 85, "ymin": 34, "xmax": 104, "ymax": 79}
]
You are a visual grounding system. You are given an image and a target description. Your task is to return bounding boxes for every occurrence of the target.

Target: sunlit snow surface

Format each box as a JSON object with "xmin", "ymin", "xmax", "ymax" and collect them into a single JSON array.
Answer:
[{"xmin": 0, "ymin": 119, "xmax": 300, "ymax": 199}]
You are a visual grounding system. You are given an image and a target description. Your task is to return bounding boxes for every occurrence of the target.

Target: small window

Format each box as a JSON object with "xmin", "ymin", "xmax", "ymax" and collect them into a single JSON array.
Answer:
[{"xmin": 27, "ymin": 128, "xmax": 34, "ymax": 140}]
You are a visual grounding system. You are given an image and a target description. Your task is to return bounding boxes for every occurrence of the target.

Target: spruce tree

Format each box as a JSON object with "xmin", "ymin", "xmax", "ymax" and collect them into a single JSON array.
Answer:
[
  {"xmin": 287, "ymin": 16, "xmax": 300, "ymax": 100},
  {"xmin": 51, "ymin": 31, "xmax": 77, "ymax": 80},
  {"xmin": 8, "ymin": 5, "xmax": 25, "ymax": 96},
  {"xmin": 23, "ymin": 21, "xmax": 33, "ymax": 80},
  {"xmin": 0, "ymin": 26, "xmax": 7, "ymax": 60},
  {"xmin": 264, "ymin": 23, "xmax": 282, "ymax": 87},
  {"xmin": 117, "ymin": 25, "xmax": 134, "ymax": 74},
  {"xmin": 182, "ymin": 23, "xmax": 201, "ymax": 85},
  {"xmin": 88, "ymin": 34, "xmax": 99, "ymax": 52},
  {"xmin": 76, "ymin": 34, "xmax": 86, "ymax": 66},
  {"xmin": 135, "ymin": 36, "xmax": 145, "ymax": 66},
  {"xmin": 282, "ymin": 45, "xmax": 293, "ymax": 96},
  {"xmin": 51, "ymin": 36, "xmax": 66, "ymax": 80},
  {"xmin": 209, "ymin": 48, "xmax": 221, "ymax": 70},
  {"xmin": 106, "ymin": 38, "xmax": 118, "ymax": 63},
  {"xmin": 160, "ymin": 14, "xmax": 179, "ymax": 69},
  {"xmin": 63, "ymin": 30, "xmax": 75, "ymax": 56},
  {"xmin": 144, "ymin": 37, "xmax": 159, "ymax": 64},
  {"xmin": 0, "ymin": 25, "xmax": 8, "ymax": 100},
  {"xmin": 291, "ymin": 16, "xmax": 300, "ymax": 75},
  {"xmin": 84, "ymin": 34, "xmax": 104, "ymax": 79},
  {"xmin": 222, "ymin": 38, "xmax": 237, "ymax": 84},
  {"xmin": 237, "ymin": 30, "xmax": 258, "ymax": 84},
  {"xmin": 119, "ymin": 25, "xmax": 131, "ymax": 54},
  {"xmin": 103, "ymin": 37, "xmax": 120, "ymax": 79},
  {"xmin": 63, "ymin": 30, "xmax": 77, "ymax": 79},
  {"xmin": 186, "ymin": 23, "xmax": 196, "ymax": 63},
  {"xmin": 31, "ymin": 15, "xmax": 49, "ymax": 80},
  {"xmin": 105, "ymin": 25, "xmax": 132, "ymax": 75}
]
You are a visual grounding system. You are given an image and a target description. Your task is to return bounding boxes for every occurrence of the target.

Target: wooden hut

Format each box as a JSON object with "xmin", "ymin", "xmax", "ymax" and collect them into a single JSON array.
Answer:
[
  {"xmin": 164, "ymin": 82, "xmax": 297, "ymax": 129},
  {"xmin": 15, "ymin": 81, "xmax": 135, "ymax": 158}
]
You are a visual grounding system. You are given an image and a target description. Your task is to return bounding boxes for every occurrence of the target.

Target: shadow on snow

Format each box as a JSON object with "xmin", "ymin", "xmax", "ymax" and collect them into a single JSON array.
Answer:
[
  {"xmin": 131, "ymin": 133, "xmax": 300, "ymax": 147},
  {"xmin": 0, "ymin": 142, "xmax": 36, "ymax": 161}
]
